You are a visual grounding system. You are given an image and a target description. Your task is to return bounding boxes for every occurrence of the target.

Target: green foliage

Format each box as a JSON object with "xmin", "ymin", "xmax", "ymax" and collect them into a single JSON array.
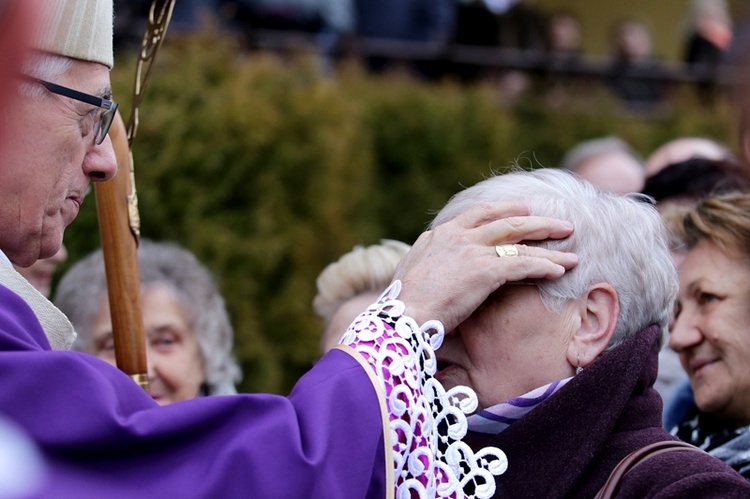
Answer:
[{"xmin": 59, "ymin": 30, "xmax": 734, "ymax": 395}]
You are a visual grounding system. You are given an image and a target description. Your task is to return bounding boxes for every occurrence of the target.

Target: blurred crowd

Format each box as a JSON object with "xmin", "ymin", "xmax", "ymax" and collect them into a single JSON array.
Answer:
[{"xmin": 115, "ymin": 0, "xmax": 738, "ymax": 111}]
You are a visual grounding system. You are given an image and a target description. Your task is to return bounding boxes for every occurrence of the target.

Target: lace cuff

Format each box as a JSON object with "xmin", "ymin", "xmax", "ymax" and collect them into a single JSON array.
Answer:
[{"xmin": 338, "ymin": 281, "xmax": 508, "ymax": 499}]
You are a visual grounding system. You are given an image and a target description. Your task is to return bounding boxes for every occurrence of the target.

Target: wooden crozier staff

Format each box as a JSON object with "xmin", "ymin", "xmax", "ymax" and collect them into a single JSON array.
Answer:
[{"xmin": 94, "ymin": 0, "xmax": 176, "ymax": 391}]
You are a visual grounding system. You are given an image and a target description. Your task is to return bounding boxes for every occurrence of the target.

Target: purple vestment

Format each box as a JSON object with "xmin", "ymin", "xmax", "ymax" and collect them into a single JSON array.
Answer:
[
  {"xmin": 0, "ymin": 284, "xmax": 386, "ymax": 498},
  {"xmin": 0, "ymin": 280, "xmax": 506, "ymax": 498}
]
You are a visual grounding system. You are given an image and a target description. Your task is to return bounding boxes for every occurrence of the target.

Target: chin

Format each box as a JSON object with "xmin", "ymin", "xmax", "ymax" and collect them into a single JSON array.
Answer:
[
  {"xmin": 694, "ymin": 392, "xmax": 724, "ymax": 416},
  {"xmin": 5, "ymin": 240, "xmax": 34, "ymax": 267},
  {"xmin": 38, "ymin": 234, "xmax": 64, "ymax": 260}
]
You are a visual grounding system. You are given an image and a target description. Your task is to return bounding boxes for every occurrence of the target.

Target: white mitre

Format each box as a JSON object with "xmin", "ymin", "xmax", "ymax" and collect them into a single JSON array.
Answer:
[{"xmin": 31, "ymin": 0, "xmax": 114, "ymax": 69}]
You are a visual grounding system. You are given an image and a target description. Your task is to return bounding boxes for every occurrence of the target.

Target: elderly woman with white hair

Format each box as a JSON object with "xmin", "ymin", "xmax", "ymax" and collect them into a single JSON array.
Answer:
[
  {"xmin": 394, "ymin": 168, "xmax": 750, "ymax": 496},
  {"xmin": 54, "ymin": 240, "xmax": 241, "ymax": 404}
]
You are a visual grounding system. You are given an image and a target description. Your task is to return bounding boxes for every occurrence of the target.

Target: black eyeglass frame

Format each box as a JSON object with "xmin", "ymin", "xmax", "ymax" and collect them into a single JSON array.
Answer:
[{"xmin": 29, "ymin": 77, "xmax": 118, "ymax": 145}]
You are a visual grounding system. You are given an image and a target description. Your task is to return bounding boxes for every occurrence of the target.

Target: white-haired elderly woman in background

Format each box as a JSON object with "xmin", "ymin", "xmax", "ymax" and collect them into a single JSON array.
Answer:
[
  {"xmin": 54, "ymin": 240, "xmax": 241, "ymax": 404},
  {"xmin": 395, "ymin": 167, "xmax": 750, "ymax": 496}
]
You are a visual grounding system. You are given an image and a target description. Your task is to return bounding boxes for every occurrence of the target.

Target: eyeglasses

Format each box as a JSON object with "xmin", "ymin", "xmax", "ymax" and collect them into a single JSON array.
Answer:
[{"xmin": 29, "ymin": 77, "xmax": 118, "ymax": 145}]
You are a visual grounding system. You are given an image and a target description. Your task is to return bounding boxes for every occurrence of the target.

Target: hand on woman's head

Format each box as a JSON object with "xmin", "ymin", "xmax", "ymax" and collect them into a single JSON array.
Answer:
[{"xmin": 394, "ymin": 201, "xmax": 578, "ymax": 331}]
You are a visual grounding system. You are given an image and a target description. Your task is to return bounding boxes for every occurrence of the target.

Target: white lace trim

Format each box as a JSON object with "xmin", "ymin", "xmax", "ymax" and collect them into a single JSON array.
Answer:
[{"xmin": 340, "ymin": 281, "xmax": 508, "ymax": 499}]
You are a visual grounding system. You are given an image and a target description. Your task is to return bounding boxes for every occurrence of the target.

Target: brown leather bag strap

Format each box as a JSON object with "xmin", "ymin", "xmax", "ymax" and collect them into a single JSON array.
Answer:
[{"xmin": 595, "ymin": 440, "xmax": 705, "ymax": 499}]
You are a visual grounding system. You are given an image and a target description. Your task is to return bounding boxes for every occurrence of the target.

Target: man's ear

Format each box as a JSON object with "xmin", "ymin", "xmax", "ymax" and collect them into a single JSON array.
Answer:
[{"xmin": 566, "ymin": 283, "xmax": 619, "ymax": 369}]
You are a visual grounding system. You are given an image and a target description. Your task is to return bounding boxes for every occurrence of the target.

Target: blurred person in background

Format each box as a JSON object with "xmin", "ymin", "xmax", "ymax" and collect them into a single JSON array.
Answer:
[
  {"xmin": 222, "ymin": 0, "xmax": 353, "ymax": 33},
  {"xmin": 607, "ymin": 19, "xmax": 667, "ymax": 113},
  {"xmin": 645, "ymin": 136, "xmax": 736, "ymax": 177},
  {"xmin": 54, "ymin": 240, "xmax": 241, "ymax": 404},
  {"xmin": 669, "ymin": 192, "xmax": 750, "ymax": 479},
  {"xmin": 683, "ymin": 0, "xmax": 733, "ymax": 103},
  {"xmin": 662, "ymin": 5, "xmax": 750, "ymax": 465},
  {"xmin": 353, "ymin": 0, "xmax": 455, "ymax": 80},
  {"xmin": 684, "ymin": 0, "xmax": 733, "ymax": 68},
  {"xmin": 643, "ymin": 157, "xmax": 750, "ymax": 267},
  {"xmin": 559, "ymin": 136, "xmax": 646, "ymax": 194},
  {"xmin": 642, "ymin": 157, "xmax": 750, "ymax": 428},
  {"xmin": 451, "ymin": 0, "xmax": 501, "ymax": 82},
  {"xmin": 313, "ymin": 239, "xmax": 410, "ymax": 354},
  {"xmin": 546, "ymin": 10, "xmax": 581, "ymax": 62},
  {"xmin": 543, "ymin": 10, "xmax": 585, "ymax": 106}
]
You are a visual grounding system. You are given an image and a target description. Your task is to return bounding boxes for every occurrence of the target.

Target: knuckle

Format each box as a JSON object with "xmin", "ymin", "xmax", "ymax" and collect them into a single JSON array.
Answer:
[
  {"xmin": 415, "ymin": 229, "xmax": 433, "ymax": 244},
  {"xmin": 466, "ymin": 202, "xmax": 497, "ymax": 224},
  {"xmin": 502, "ymin": 217, "xmax": 524, "ymax": 231},
  {"xmin": 475, "ymin": 202, "xmax": 496, "ymax": 215}
]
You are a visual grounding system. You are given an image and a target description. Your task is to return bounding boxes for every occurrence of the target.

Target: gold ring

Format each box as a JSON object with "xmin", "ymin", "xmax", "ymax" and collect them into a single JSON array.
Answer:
[{"xmin": 495, "ymin": 244, "xmax": 519, "ymax": 257}]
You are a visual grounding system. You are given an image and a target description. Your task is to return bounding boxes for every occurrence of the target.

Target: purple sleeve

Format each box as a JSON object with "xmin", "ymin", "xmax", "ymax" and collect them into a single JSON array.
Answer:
[
  {"xmin": 1, "ymin": 280, "xmax": 508, "ymax": 499},
  {"xmin": 0, "ymin": 285, "xmax": 385, "ymax": 498}
]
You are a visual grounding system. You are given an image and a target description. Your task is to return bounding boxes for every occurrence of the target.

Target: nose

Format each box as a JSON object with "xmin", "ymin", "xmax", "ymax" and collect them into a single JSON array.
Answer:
[
  {"xmin": 668, "ymin": 309, "xmax": 703, "ymax": 353},
  {"xmin": 83, "ymin": 133, "xmax": 118, "ymax": 182},
  {"xmin": 145, "ymin": 343, "xmax": 158, "ymax": 377}
]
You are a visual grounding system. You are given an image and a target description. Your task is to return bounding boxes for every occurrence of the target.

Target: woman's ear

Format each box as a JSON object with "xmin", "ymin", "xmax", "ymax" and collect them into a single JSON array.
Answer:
[{"xmin": 566, "ymin": 283, "xmax": 619, "ymax": 369}]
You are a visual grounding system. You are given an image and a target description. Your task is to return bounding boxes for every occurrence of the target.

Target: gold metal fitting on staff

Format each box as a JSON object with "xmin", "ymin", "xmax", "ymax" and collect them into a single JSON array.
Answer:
[
  {"xmin": 130, "ymin": 373, "xmax": 150, "ymax": 391},
  {"xmin": 495, "ymin": 244, "xmax": 519, "ymax": 257}
]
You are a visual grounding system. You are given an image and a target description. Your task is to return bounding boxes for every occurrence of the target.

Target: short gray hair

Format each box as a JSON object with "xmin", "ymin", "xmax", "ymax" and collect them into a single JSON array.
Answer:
[
  {"xmin": 19, "ymin": 52, "xmax": 72, "ymax": 98},
  {"xmin": 431, "ymin": 168, "xmax": 677, "ymax": 349},
  {"xmin": 54, "ymin": 240, "xmax": 241, "ymax": 395}
]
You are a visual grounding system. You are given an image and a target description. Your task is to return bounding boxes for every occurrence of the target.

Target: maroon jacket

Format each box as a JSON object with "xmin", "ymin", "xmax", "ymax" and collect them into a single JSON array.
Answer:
[{"xmin": 465, "ymin": 326, "xmax": 750, "ymax": 498}]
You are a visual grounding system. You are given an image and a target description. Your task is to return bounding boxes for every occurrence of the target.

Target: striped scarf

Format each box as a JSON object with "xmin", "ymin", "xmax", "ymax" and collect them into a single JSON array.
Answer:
[
  {"xmin": 673, "ymin": 408, "xmax": 750, "ymax": 479},
  {"xmin": 468, "ymin": 377, "xmax": 572, "ymax": 434}
]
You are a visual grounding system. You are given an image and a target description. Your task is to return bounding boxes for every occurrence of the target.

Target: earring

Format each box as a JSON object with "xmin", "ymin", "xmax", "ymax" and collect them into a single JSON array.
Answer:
[{"xmin": 576, "ymin": 353, "xmax": 583, "ymax": 375}]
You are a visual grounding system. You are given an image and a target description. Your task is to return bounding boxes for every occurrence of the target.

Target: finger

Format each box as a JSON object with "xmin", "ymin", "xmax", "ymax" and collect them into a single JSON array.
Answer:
[
  {"xmin": 491, "ymin": 244, "xmax": 578, "ymax": 283},
  {"xmin": 495, "ymin": 255, "xmax": 569, "ymax": 282},
  {"xmin": 500, "ymin": 244, "xmax": 579, "ymax": 270},
  {"xmin": 449, "ymin": 201, "xmax": 530, "ymax": 229},
  {"xmin": 483, "ymin": 216, "xmax": 574, "ymax": 244}
]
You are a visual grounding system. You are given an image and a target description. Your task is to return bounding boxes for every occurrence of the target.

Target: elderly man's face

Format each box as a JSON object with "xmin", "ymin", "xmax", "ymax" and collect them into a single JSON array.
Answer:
[
  {"xmin": 0, "ymin": 59, "xmax": 117, "ymax": 267},
  {"xmin": 436, "ymin": 283, "xmax": 577, "ymax": 410}
]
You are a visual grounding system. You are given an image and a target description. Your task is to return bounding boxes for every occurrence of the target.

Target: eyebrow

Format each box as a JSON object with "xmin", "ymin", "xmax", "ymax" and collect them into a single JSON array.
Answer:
[
  {"xmin": 93, "ymin": 85, "xmax": 113, "ymax": 101},
  {"xmin": 93, "ymin": 331, "xmax": 114, "ymax": 345},
  {"xmin": 147, "ymin": 325, "xmax": 186, "ymax": 336},
  {"xmin": 685, "ymin": 278, "xmax": 709, "ymax": 295}
]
